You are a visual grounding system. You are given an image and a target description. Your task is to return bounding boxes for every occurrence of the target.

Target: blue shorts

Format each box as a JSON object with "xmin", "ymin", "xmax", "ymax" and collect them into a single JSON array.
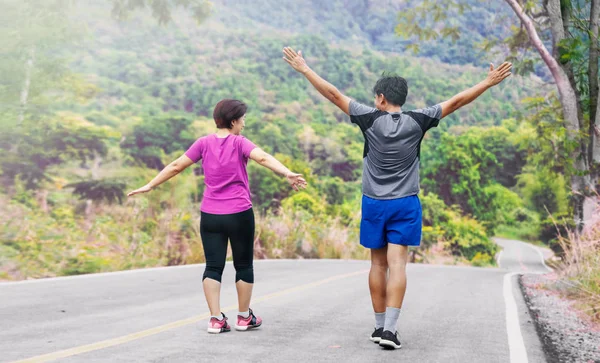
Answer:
[{"xmin": 360, "ymin": 194, "xmax": 422, "ymax": 249}]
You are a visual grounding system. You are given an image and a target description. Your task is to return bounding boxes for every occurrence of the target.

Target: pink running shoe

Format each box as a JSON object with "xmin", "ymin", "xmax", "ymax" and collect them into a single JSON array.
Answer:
[
  {"xmin": 207, "ymin": 313, "xmax": 231, "ymax": 334},
  {"xmin": 235, "ymin": 309, "xmax": 262, "ymax": 331}
]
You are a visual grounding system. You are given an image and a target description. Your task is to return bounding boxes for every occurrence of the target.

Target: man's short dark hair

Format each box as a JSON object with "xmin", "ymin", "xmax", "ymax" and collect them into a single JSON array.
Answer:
[
  {"xmin": 373, "ymin": 74, "xmax": 408, "ymax": 106},
  {"xmin": 213, "ymin": 99, "xmax": 247, "ymax": 129}
]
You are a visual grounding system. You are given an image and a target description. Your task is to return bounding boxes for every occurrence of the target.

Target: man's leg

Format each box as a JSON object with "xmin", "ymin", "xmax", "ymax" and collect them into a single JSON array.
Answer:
[
  {"xmin": 360, "ymin": 194, "xmax": 387, "ymax": 342},
  {"xmin": 377, "ymin": 243, "xmax": 409, "ymax": 348},
  {"xmin": 369, "ymin": 245, "xmax": 388, "ymax": 320},
  {"xmin": 385, "ymin": 244, "xmax": 409, "ymax": 329}
]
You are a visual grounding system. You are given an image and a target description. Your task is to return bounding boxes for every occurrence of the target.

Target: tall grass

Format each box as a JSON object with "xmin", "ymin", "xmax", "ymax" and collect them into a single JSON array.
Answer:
[
  {"xmin": 0, "ymin": 190, "xmax": 369, "ymax": 280},
  {"xmin": 254, "ymin": 207, "xmax": 367, "ymax": 260},
  {"xmin": 553, "ymin": 200, "xmax": 600, "ymax": 323}
]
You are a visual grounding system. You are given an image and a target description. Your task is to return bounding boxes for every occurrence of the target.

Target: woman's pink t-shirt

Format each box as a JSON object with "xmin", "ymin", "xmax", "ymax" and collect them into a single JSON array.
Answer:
[{"xmin": 185, "ymin": 134, "xmax": 257, "ymax": 215}]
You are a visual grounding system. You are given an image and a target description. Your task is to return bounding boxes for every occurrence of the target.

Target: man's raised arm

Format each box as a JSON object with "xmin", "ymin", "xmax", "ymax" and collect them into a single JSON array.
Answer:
[
  {"xmin": 283, "ymin": 47, "xmax": 351, "ymax": 115},
  {"xmin": 440, "ymin": 62, "xmax": 513, "ymax": 119}
]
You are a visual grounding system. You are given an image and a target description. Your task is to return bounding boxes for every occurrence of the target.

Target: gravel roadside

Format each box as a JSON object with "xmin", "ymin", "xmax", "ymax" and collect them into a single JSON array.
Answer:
[{"xmin": 521, "ymin": 274, "xmax": 600, "ymax": 363}]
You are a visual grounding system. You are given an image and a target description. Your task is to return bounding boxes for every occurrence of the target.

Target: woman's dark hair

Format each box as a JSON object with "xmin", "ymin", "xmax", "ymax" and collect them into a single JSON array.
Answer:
[
  {"xmin": 213, "ymin": 99, "xmax": 247, "ymax": 129},
  {"xmin": 373, "ymin": 74, "xmax": 408, "ymax": 106}
]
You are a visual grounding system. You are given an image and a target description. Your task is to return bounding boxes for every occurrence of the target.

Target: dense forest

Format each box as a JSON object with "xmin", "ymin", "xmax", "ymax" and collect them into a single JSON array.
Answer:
[{"xmin": 0, "ymin": 0, "xmax": 570, "ymax": 279}]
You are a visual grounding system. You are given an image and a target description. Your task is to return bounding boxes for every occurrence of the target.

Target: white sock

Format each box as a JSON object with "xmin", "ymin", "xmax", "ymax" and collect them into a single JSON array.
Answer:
[
  {"xmin": 238, "ymin": 311, "xmax": 250, "ymax": 318},
  {"xmin": 375, "ymin": 312, "xmax": 386, "ymax": 329},
  {"xmin": 210, "ymin": 315, "xmax": 223, "ymax": 320},
  {"xmin": 384, "ymin": 307, "xmax": 401, "ymax": 333}
]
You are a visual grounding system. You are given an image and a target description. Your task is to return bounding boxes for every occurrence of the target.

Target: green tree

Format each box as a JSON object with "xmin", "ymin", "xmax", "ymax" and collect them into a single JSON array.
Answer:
[
  {"xmin": 0, "ymin": 114, "xmax": 111, "ymax": 189},
  {"xmin": 110, "ymin": 0, "xmax": 212, "ymax": 24},
  {"xmin": 66, "ymin": 180, "xmax": 127, "ymax": 204},
  {"xmin": 421, "ymin": 126, "xmax": 525, "ymax": 232},
  {"xmin": 248, "ymin": 154, "xmax": 312, "ymax": 212},
  {"xmin": 121, "ymin": 114, "xmax": 196, "ymax": 169},
  {"xmin": 397, "ymin": 0, "xmax": 600, "ymax": 228},
  {"xmin": 0, "ymin": 0, "xmax": 87, "ymax": 130}
]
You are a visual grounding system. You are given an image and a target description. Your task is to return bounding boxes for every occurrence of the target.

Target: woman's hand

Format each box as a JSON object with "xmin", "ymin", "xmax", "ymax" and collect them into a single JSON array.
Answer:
[
  {"xmin": 285, "ymin": 172, "xmax": 308, "ymax": 191},
  {"xmin": 127, "ymin": 185, "xmax": 152, "ymax": 197}
]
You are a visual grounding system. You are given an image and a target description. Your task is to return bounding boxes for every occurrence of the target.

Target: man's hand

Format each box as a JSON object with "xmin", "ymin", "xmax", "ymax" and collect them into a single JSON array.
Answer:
[
  {"xmin": 283, "ymin": 47, "xmax": 310, "ymax": 74},
  {"xmin": 440, "ymin": 61, "xmax": 513, "ymax": 119},
  {"xmin": 485, "ymin": 62, "xmax": 512, "ymax": 87},
  {"xmin": 282, "ymin": 46, "xmax": 351, "ymax": 114}
]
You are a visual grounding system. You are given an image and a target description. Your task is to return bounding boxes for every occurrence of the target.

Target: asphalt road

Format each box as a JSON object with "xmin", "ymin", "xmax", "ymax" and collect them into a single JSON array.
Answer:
[{"xmin": 1, "ymin": 239, "xmax": 552, "ymax": 363}]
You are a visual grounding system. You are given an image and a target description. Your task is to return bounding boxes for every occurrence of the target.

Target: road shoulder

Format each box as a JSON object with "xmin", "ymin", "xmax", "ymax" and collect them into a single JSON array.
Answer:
[{"xmin": 521, "ymin": 274, "xmax": 600, "ymax": 363}]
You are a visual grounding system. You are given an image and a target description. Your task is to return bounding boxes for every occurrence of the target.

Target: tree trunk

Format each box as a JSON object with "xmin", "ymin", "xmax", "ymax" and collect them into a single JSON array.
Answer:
[
  {"xmin": 558, "ymin": 1, "xmax": 585, "ymax": 130},
  {"xmin": 37, "ymin": 189, "xmax": 49, "ymax": 213},
  {"xmin": 594, "ymin": 97, "xmax": 600, "ymax": 166},
  {"xmin": 18, "ymin": 47, "xmax": 35, "ymax": 127},
  {"xmin": 588, "ymin": 0, "xmax": 599, "ymax": 132},
  {"xmin": 84, "ymin": 199, "xmax": 94, "ymax": 229},
  {"xmin": 590, "ymin": 0, "xmax": 600, "ymax": 199},
  {"xmin": 504, "ymin": 0, "xmax": 591, "ymax": 228},
  {"xmin": 11, "ymin": 46, "xmax": 35, "ymax": 154},
  {"xmin": 91, "ymin": 151, "xmax": 102, "ymax": 180},
  {"xmin": 546, "ymin": 0, "xmax": 594, "ymax": 228}
]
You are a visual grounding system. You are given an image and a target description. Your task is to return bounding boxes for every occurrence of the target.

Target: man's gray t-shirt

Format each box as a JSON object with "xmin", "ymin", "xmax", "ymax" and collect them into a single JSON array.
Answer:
[{"xmin": 349, "ymin": 100, "xmax": 442, "ymax": 200}]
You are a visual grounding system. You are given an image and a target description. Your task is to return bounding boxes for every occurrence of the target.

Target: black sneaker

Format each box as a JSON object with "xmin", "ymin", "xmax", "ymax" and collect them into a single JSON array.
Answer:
[
  {"xmin": 379, "ymin": 330, "xmax": 402, "ymax": 349},
  {"xmin": 369, "ymin": 327, "xmax": 384, "ymax": 343}
]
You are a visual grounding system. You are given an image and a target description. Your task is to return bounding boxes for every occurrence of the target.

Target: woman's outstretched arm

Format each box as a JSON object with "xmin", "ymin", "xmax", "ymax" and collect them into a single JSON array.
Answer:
[
  {"xmin": 127, "ymin": 154, "xmax": 195, "ymax": 196},
  {"xmin": 249, "ymin": 148, "xmax": 307, "ymax": 191}
]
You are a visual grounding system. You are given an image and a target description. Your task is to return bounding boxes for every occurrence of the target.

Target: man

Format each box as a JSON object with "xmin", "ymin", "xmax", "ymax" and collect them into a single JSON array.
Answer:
[{"xmin": 283, "ymin": 47, "xmax": 512, "ymax": 350}]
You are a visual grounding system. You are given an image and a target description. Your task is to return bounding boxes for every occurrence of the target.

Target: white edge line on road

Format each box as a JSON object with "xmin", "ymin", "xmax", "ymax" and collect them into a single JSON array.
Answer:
[
  {"xmin": 0, "ymin": 263, "xmax": 203, "ymax": 286},
  {"xmin": 533, "ymin": 246, "xmax": 553, "ymax": 272},
  {"xmin": 504, "ymin": 272, "xmax": 529, "ymax": 363},
  {"xmin": 497, "ymin": 250, "xmax": 504, "ymax": 269},
  {"xmin": 520, "ymin": 242, "xmax": 553, "ymax": 272}
]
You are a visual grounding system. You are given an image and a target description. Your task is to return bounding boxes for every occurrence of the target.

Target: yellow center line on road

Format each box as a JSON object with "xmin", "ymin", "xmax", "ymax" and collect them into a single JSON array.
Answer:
[{"xmin": 11, "ymin": 269, "xmax": 369, "ymax": 363}]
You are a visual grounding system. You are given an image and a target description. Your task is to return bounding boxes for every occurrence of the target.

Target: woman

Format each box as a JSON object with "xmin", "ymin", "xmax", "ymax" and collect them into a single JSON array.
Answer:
[{"xmin": 128, "ymin": 99, "xmax": 307, "ymax": 334}]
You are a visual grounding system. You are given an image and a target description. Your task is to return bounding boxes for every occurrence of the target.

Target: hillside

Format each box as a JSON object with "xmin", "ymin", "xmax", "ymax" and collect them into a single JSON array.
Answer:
[
  {"xmin": 73, "ymin": 0, "xmax": 538, "ymax": 131},
  {"xmin": 211, "ymin": 0, "xmax": 516, "ymax": 66},
  {"xmin": 0, "ymin": 0, "xmax": 559, "ymax": 279}
]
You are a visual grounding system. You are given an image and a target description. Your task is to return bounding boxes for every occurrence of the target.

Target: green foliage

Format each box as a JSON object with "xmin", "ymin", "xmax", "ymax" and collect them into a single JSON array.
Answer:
[
  {"xmin": 73, "ymin": 10, "xmax": 536, "ymax": 129},
  {"xmin": 516, "ymin": 96, "xmax": 574, "ymax": 175},
  {"xmin": 539, "ymin": 212, "xmax": 576, "ymax": 256},
  {"xmin": 421, "ymin": 126, "xmax": 525, "ymax": 233},
  {"xmin": 504, "ymin": 93, "xmax": 571, "ymax": 246},
  {"xmin": 62, "ymin": 251, "xmax": 109, "ymax": 276},
  {"xmin": 470, "ymin": 252, "xmax": 494, "ymax": 267},
  {"xmin": 121, "ymin": 114, "xmax": 196, "ymax": 169},
  {"xmin": 248, "ymin": 153, "xmax": 312, "ymax": 212},
  {"xmin": 315, "ymin": 177, "xmax": 359, "ymax": 205},
  {"xmin": 208, "ymin": 0, "xmax": 514, "ymax": 66},
  {"xmin": 0, "ymin": 114, "xmax": 111, "ymax": 189},
  {"xmin": 66, "ymin": 180, "xmax": 126, "ymax": 204},
  {"xmin": 518, "ymin": 171, "xmax": 569, "ymax": 217},
  {"xmin": 281, "ymin": 191, "xmax": 325, "ymax": 215},
  {"xmin": 479, "ymin": 184, "xmax": 523, "ymax": 229},
  {"xmin": 0, "ymin": 0, "xmax": 84, "ymax": 112},
  {"xmin": 111, "ymin": 0, "xmax": 212, "ymax": 25},
  {"xmin": 0, "ymin": 0, "xmax": 567, "ymax": 279},
  {"xmin": 421, "ymin": 193, "xmax": 497, "ymax": 264},
  {"xmin": 395, "ymin": 0, "xmax": 468, "ymax": 51}
]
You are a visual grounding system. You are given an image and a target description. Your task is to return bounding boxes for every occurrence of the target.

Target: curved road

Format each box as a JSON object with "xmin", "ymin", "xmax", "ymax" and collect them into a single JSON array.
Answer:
[{"xmin": 1, "ymin": 239, "xmax": 551, "ymax": 363}]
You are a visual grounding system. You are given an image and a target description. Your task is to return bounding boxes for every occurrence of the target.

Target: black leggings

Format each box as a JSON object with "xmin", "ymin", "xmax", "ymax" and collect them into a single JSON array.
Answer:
[{"xmin": 200, "ymin": 208, "xmax": 255, "ymax": 284}]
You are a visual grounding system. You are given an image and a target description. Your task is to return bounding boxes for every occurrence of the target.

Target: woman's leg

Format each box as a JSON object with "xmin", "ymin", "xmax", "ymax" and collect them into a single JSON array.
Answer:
[
  {"xmin": 200, "ymin": 212, "xmax": 228, "ymax": 317},
  {"xmin": 229, "ymin": 209, "xmax": 256, "ymax": 313}
]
